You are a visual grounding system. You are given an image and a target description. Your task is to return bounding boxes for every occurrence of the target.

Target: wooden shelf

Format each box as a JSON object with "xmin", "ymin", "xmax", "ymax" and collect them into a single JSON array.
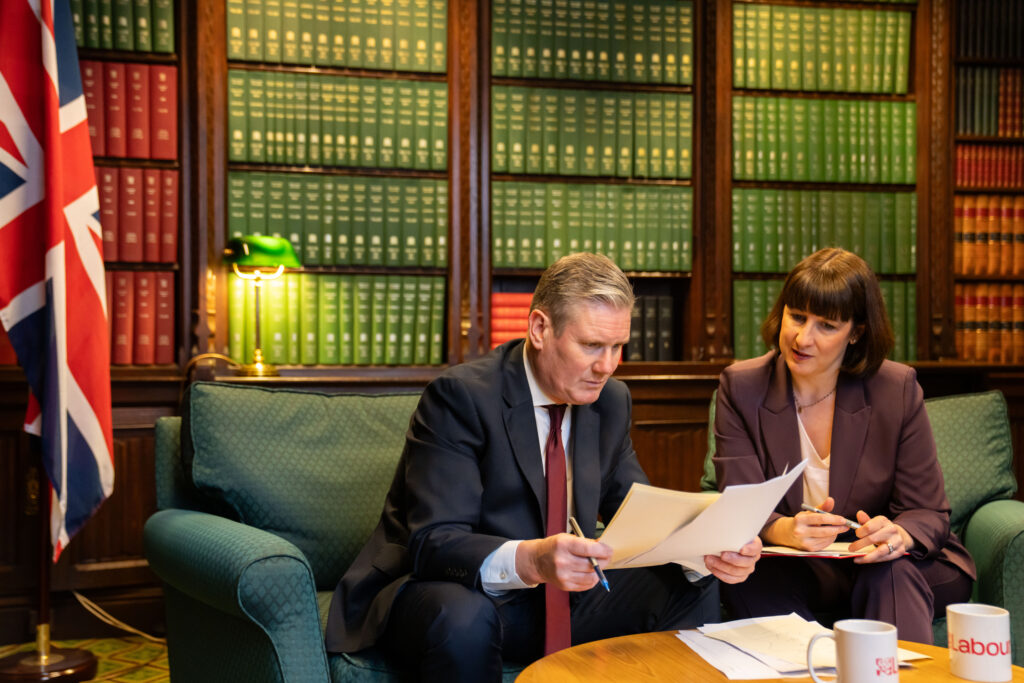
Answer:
[
  {"xmin": 226, "ymin": 163, "xmax": 448, "ymax": 179},
  {"xmin": 225, "ymin": 61, "xmax": 448, "ymax": 81}
]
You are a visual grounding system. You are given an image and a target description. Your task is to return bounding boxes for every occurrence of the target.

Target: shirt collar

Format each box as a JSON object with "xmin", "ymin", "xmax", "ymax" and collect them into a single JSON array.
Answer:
[{"xmin": 523, "ymin": 343, "xmax": 559, "ymax": 408}]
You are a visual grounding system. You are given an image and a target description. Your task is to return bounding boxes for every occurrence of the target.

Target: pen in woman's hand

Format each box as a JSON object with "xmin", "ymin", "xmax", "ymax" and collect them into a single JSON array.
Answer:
[
  {"xmin": 800, "ymin": 503, "xmax": 862, "ymax": 529},
  {"xmin": 568, "ymin": 516, "xmax": 611, "ymax": 592}
]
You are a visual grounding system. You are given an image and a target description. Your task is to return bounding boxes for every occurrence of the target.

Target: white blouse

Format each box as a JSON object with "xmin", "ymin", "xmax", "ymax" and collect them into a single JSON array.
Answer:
[{"xmin": 797, "ymin": 413, "xmax": 831, "ymax": 506}]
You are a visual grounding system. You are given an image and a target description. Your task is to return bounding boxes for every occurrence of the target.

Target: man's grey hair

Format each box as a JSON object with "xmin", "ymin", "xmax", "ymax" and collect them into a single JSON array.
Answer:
[{"xmin": 530, "ymin": 252, "xmax": 635, "ymax": 334}]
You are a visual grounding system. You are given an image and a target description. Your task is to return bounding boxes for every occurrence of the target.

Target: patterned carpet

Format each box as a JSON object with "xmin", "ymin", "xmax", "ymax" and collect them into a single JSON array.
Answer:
[{"xmin": 0, "ymin": 637, "xmax": 169, "ymax": 682}]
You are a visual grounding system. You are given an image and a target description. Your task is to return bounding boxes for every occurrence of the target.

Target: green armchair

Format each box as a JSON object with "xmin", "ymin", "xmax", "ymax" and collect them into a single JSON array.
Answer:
[
  {"xmin": 702, "ymin": 389, "xmax": 1024, "ymax": 664},
  {"xmin": 143, "ymin": 382, "xmax": 525, "ymax": 682}
]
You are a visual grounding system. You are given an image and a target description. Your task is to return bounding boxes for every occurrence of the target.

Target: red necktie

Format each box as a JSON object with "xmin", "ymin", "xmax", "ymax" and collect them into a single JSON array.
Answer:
[{"xmin": 544, "ymin": 404, "xmax": 571, "ymax": 654}]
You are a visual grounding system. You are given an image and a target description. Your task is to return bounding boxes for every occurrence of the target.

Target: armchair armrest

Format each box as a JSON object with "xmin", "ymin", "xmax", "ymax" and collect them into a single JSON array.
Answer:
[
  {"xmin": 144, "ymin": 509, "xmax": 331, "ymax": 682},
  {"xmin": 962, "ymin": 499, "xmax": 1024, "ymax": 666}
]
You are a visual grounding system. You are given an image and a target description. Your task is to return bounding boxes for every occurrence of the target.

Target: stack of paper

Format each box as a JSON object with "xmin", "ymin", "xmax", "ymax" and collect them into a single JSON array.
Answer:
[{"xmin": 675, "ymin": 613, "xmax": 929, "ymax": 680}]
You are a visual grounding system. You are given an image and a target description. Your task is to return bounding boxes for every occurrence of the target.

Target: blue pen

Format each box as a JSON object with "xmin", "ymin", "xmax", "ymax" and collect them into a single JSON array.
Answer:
[
  {"xmin": 800, "ymin": 503, "xmax": 862, "ymax": 530},
  {"xmin": 568, "ymin": 516, "xmax": 611, "ymax": 592}
]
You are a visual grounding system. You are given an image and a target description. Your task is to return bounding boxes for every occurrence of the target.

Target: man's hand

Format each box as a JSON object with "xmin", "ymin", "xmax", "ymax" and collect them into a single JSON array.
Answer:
[
  {"xmin": 516, "ymin": 534, "xmax": 613, "ymax": 591},
  {"xmin": 704, "ymin": 537, "xmax": 762, "ymax": 584}
]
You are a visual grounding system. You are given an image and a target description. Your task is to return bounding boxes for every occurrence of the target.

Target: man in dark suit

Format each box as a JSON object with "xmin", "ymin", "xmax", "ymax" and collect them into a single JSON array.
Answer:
[{"xmin": 325, "ymin": 253, "xmax": 762, "ymax": 681}]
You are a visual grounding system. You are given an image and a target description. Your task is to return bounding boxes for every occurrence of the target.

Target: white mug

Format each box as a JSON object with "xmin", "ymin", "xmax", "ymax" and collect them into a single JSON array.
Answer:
[
  {"xmin": 947, "ymin": 603, "xmax": 1012, "ymax": 682},
  {"xmin": 807, "ymin": 619, "xmax": 900, "ymax": 683}
]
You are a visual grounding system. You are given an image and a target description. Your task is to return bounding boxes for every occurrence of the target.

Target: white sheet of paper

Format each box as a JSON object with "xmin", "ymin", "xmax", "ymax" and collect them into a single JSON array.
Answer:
[
  {"xmin": 761, "ymin": 541, "xmax": 868, "ymax": 558},
  {"xmin": 600, "ymin": 460, "xmax": 808, "ymax": 573},
  {"xmin": 675, "ymin": 630, "xmax": 783, "ymax": 680}
]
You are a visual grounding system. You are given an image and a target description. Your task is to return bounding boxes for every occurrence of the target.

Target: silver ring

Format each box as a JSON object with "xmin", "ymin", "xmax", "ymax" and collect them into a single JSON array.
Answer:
[{"xmin": 887, "ymin": 542, "xmax": 896, "ymax": 554}]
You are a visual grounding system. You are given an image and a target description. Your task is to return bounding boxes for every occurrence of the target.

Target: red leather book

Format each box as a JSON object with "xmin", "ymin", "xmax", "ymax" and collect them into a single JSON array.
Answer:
[
  {"xmin": 104, "ymin": 62, "xmax": 127, "ymax": 157},
  {"xmin": 79, "ymin": 60, "xmax": 105, "ymax": 156},
  {"xmin": 0, "ymin": 325, "xmax": 17, "ymax": 365},
  {"xmin": 143, "ymin": 169, "xmax": 161, "ymax": 262},
  {"xmin": 126, "ymin": 63, "xmax": 151, "ymax": 159},
  {"xmin": 491, "ymin": 330, "xmax": 525, "ymax": 345},
  {"xmin": 159, "ymin": 169, "xmax": 179, "ymax": 262},
  {"xmin": 491, "ymin": 305, "xmax": 531, "ymax": 319},
  {"xmin": 490, "ymin": 292, "xmax": 534, "ymax": 306},
  {"xmin": 150, "ymin": 65, "xmax": 178, "ymax": 160},
  {"xmin": 490, "ymin": 318, "xmax": 529, "ymax": 333},
  {"xmin": 112, "ymin": 270, "xmax": 134, "ymax": 364},
  {"xmin": 133, "ymin": 271, "xmax": 156, "ymax": 365},
  {"xmin": 106, "ymin": 270, "xmax": 114, "ymax": 357},
  {"xmin": 97, "ymin": 165, "xmax": 118, "ymax": 261},
  {"xmin": 118, "ymin": 167, "xmax": 144, "ymax": 262},
  {"xmin": 154, "ymin": 272, "xmax": 175, "ymax": 364}
]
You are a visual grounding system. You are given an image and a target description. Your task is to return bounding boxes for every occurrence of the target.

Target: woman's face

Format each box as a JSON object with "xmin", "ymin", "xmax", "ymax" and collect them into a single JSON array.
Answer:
[{"xmin": 779, "ymin": 305, "xmax": 857, "ymax": 381}]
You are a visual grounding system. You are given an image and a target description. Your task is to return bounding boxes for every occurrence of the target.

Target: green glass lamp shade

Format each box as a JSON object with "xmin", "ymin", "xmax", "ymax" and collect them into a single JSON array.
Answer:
[{"xmin": 224, "ymin": 235, "xmax": 301, "ymax": 268}]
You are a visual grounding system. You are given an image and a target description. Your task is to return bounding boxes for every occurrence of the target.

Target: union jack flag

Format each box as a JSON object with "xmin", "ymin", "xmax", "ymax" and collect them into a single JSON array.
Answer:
[{"xmin": 0, "ymin": 0, "xmax": 114, "ymax": 560}]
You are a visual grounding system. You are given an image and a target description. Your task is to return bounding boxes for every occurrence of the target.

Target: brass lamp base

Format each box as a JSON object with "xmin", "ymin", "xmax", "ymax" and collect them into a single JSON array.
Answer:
[
  {"xmin": 0, "ymin": 648, "xmax": 97, "ymax": 682},
  {"xmin": 235, "ymin": 348, "xmax": 279, "ymax": 377}
]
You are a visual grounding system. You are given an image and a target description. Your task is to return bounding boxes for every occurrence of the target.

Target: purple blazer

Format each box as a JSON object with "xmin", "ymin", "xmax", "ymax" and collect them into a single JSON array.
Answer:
[{"xmin": 713, "ymin": 351, "xmax": 975, "ymax": 580}]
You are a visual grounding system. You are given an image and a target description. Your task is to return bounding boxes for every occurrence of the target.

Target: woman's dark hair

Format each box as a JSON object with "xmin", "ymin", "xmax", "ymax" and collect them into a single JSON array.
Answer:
[{"xmin": 760, "ymin": 248, "xmax": 895, "ymax": 378}]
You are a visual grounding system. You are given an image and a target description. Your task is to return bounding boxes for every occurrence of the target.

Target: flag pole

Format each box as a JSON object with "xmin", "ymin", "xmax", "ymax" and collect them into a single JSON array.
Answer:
[{"xmin": 0, "ymin": 444, "xmax": 97, "ymax": 682}]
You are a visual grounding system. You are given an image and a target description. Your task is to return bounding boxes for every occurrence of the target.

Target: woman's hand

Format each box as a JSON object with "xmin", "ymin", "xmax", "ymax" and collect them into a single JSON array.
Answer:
[
  {"xmin": 849, "ymin": 511, "xmax": 916, "ymax": 564},
  {"xmin": 763, "ymin": 497, "xmax": 849, "ymax": 551}
]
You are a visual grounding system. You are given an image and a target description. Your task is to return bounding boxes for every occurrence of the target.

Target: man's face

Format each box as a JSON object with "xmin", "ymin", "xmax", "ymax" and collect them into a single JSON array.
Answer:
[{"xmin": 528, "ymin": 301, "xmax": 632, "ymax": 405}]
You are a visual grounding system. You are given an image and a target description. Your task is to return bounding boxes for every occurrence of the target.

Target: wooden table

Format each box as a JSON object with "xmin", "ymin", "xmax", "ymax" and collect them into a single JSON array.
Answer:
[{"xmin": 517, "ymin": 631, "xmax": 1024, "ymax": 682}]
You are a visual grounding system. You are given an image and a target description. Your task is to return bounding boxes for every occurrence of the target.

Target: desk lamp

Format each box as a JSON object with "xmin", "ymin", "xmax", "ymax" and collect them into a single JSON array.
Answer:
[{"xmin": 223, "ymin": 235, "xmax": 300, "ymax": 377}]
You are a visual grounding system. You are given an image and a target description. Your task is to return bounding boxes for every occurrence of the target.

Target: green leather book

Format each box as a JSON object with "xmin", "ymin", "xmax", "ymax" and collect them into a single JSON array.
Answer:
[
  {"xmin": 878, "ymin": 279, "xmax": 893, "ymax": 358},
  {"xmin": 396, "ymin": 277, "xmax": 415, "ymax": 364},
  {"xmin": 542, "ymin": 90, "xmax": 561, "ymax": 174},
  {"xmin": 832, "ymin": 8, "xmax": 847, "ymax": 92},
  {"xmin": 491, "ymin": 182, "xmax": 507, "ymax": 268},
  {"xmin": 318, "ymin": 274, "xmax": 341, "ymax": 364},
  {"xmin": 769, "ymin": 5, "xmax": 786, "ymax": 88},
  {"xmin": 732, "ymin": 280, "xmax": 752, "ymax": 360},
  {"xmin": 611, "ymin": 1, "xmax": 628, "ymax": 82},
  {"xmin": 402, "ymin": 180, "xmax": 421, "ymax": 266},
  {"xmin": 800, "ymin": 7, "xmax": 817, "ymax": 91},
  {"xmin": 297, "ymin": 0, "xmax": 315, "ymax": 63},
  {"xmin": 526, "ymin": 90, "xmax": 544, "ymax": 174},
  {"xmin": 429, "ymin": 277, "xmax": 444, "ymax": 365},
  {"xmin": 591, "ymin": 185, "xmax": 607, "ymax": 257},
  {"xmin": 594, "ymin": 0, "xmax": 612, "ymax": 81},
  {"xmin": 731, "ymin": 189, "xmax": 744, "ymax": 271},
  {"xmin": 871, "ymin": 10, "xmax": 885, "ymax": 94},
  {"xmin": 434, "ymin": 180, "xmax": 448, "ymax": 268},
  {"xmin": 350, "ymin": 179, "xmax": 369, "ymax": 264},
  {"xmin": 292, "ymin": 75, "xmax": 309, "ymax": 166},
  {"xmin": 299, "ymin": 273, "xmax": 319, "ymax": 364},
  {"xmin": 412, "ymin": 0, "xmax": 431, "ymax": 71},
  {"xmin": 905, "ymin": 280, "xmax": 915, "ymax": 361},
  {"xmin": 750, "ymin": 280, "xmax": 766, "ymax": 355},
  {"xmin": 878, "ymin": 101, "xmax": 892, "ymax": 185},
  {"xmin": 742, "ymin": 2, "xmax": 756, "ymax": 87},
  {"xmin": 248, "ymin": 172, "xmax": 269, "ymax": 237},
  {"xmin": 284, "ymin": 175, "xmax": 303, "ymax": 260},
  {"xmin": 903, "ymin": 102, "xmax": 916, "ymax": 184},
  {"xmin": 227, "ymin": 0, "xmax": 245, "ymax": 59},
  {"xmin": 371, "ymin": 276, "xmax": 388, "ymax": 365},
  {"xmin": 385, "ymin": 275, "xmax": 403, "ymax": 364},
  {"xmin": 783, "ymin": 6, "xmax": 801, "ymax": 90},
  {"xmin": 74, "ymin": 0, "xmax": 87, "ymax": 47},
  {"xmin": 742, "ymin": 189, "xmax": 762, "ymax": 272},
  {"xmin": 384, "ymin": 179, "xmax": 403, "ymax": 265},
  {"xmin": 856, "ymin": 100, "xmax": 870, "ymax": 183},
  {"xmin": 859, "ymin": 10, "xmax": 875, "ymax": 93},
  {"xmin": 732, "ymin": 97, "xmax": 744, "ymax": 179},
  {"xmin": 227, "ymin": 172, "xmax": 248, "ymax": 239},
  {"xmin": 491, "ymin": 0, "xmax": 508, "ymax": 75},
  {"xmin": 112, "ymin": 0, "xmax": 134, "ymax": 50},
  {"xmin": 663, "ymin": 95, "xmax": 679, "ymax": 179},
  {"xmin": 568, "ymin": 0, "xmax": 585, "ymax": 80},
  {"xmin": 894, "ymin": 12, "xmax": 910, "ymax": 94},
  {"xmin": 581, "ymin": 93, "xmax": 600, "ymax": 177},
  {"xmin": 849, "ymin": 191, "xmax": 866, "ymax": 257},
  {"xmin": 508, "ymin": 87, "xmax": 527, "ymax": 173},
  {"xmin": 753, "ymin": 97, "xmax": 768, "ymax": 179},
  {"xmin": 823, "ymin": 100, "xmax": 838, "ymax": 182},
  {"xmin": 152, "ymin": 0, "xmax": 173, "ymax": 53},
  {"xmin": 647, "ymin": 94, "xmax": 663, "ymax": 178},
  {"xmin": 844, "ymin": 9, "xmax": 859, "ymax": 92},
  {"xmin": 806, "ymin": 99, "xmax": 824, "ymax": 181},
  {"xmin": 628, "ymin": 0, "xmax": 646, "ymax": 83},
  {"xmin": 640, "ymin": 187, "xmax": 658, "ymax": 268},
  {"xmin": 284, "ymin": 274, "xmax": 300, "ymax": 364},
  {"xmin": 419, "ymin": 179, "xmax": 438, "ymax": 266},
  {"xmin": 677, "ymin": 188, "xmax": 692, "ymax": 271},
  {"xmin": 832, "ymin": 190, "xmax": 851, "ymax": 253},
  {"xmin": 881, "ymin": 10, "xmax": 897, "ymax": 93},
  {"xmin": 380, "ymin": 0, "xmax": 396, "ymax": 69},
  {"xmin": 320, "ymin": 78, "xmax": 335, "ymax": 166},
  {"xmin": 780, "ymin": 190, "xmax": 798, "ymax": 270},
  {"xmin": 518, "ymin": 185, "xmax": 537, "ymax": 267},
  {"xmin": 430, "ymin": 0, "xmax": 446, "ymax": 72},
  {"xmin": 634, "ymin": 94, "xmax": 650, "ymax": 178},
  {"xmin": 248, "ymin": 72, "xmax": 268, "ymax": 163},
  {"xmin": 888, "ymin": 101, "xmax": 904, "ymax": 185},
  {"xmin": 761, "ymin": 188, "xmax": 779, "ymax": 273},
  {"xmin": 794, "ymin": 190, "xmax": 811, "ymax": 268},
  {"xmin": 862, "ymin": 192, "xmax": 881, "ymax": 271},
  {"xmin": 395, "ymin": 0, "xmax": 413, "ymax": 70},
  {"xmin": 791, "ymin": 97, "xmax": 808, "ymax": 182},
  {"xmin": 378, "ymin": 81, "xmax": 397, "ymax": 167},
  {"xmin": 678, "ymin": 2, "xmax": 692, "ymax": 85},
  {"xmin": 282, "ymin": 73, "xmax": 296, "ymax": 163},
  {"xmin": 506, "ymin": 0, "xmax": 523, "ymax": 76},
  {"xmin": 337, "ymin": 275, "xmax": 353, "ymax": 364},
  {"xmin": 330, "ymin": 0, "xmax": 346, "ymax": 65},
  {"xmin": 742, "ymin": 96, "xmax": 756, "ymax": 179},
  {"xmin": 818, "ymin": 190, "xmax": 834, "ymax": 250},
  {"xmin": 320, "ymin": 177, "xmax": 335, "ymax": 264},
  {"xmin": 560, "ymin": 90, "xmax": 580, "ymax": 176},
  {"xmin": 265, "ymin": 273, "xmax": 289, "ymax": 364},
  {"xmin": 538, "ymin": 0, "xmax": 555, "ymax": 78},
  {"xmin": 879, "ymin": 192, "xmax": 896, "ymax": 273},
  {"xmin": 546, "ymin": 183, "xmax": 567, "ymax": 264},
  {"xmin": 366, "ymin": 180, "xmax": 386, "ymax": 265},
  {"xmin": 359, "ymin": 79, "xmax": 380, "ymax": 167},
  {"xmin": 396, "ymin": 83, "xmax": 415, "ymax": 168},
  {"xmin": 732, "ymin": 3, "xmax": 746, "ymax": 88},
  {"xmin": 491, "ymin": 86, "xmax": 509, "ymax": 173},
  {"xmin": 431, "ymin": 82, "xmax": 447, "ymax": 170},
  {"xmin": 363, "ymin": 0, "xmax": 381, "ymax": 70},
  {"xmin": 581, "ymin": 184, "xmax": 597, "ymax": 254},
  {"xmin": 817, "ymin": 9, "xmax": 833, "ymax": 92},
  {"xmin": 334, "ymin": 177, "xmax": 352, "ymax": 265},
  {"xmin": 353, "ymin": 275, "xmax": 373, "ymax": 365},
  {"xmin": 835, "ymin": 100, "xmax": 850, "ymax": 182},
  {"xmin": 313, "ymin": 0, "xmax": 330, "ymax": 64},
  {"xmin": 894, "ymin": 191, "xmax": 913, "ymax": 274},
  {"xmin": 565, "ymin": 185, "xmax": 583, "ymax": 255},
  {"xmin": 893, "ymin": 280, "xmax": 908, "ymax": 361},
  {"xmin": 347, "ymin": 78, "xmax": 362, "ymax": 165},
  {"xmin": 754, "ymin": 4, "xmax": 771, "ymax": 89},
  {"xmin": 646, "ymin": 0, "xmax": 663, "ymax": 83},
  {"xmin": 266, "ymin": 173, "xmax": 287, "ymax": 243},
  {"xmin": 618, "ymin": 186, "xmax": 636, "ymax": 270},
  {"xmin": 414, "ymin": 277, "xmax": 433, "ymax": 364},
  {"xmin": 228, "ymin": 71, "xmax": 248, "ymax": 162},
  {"xmin": 348, "ymin": 0, "xmax": 365, "ymax": 66},
  {"xmin": 505, "ymin": 183, "xmax": 523, "ymax": 266},
  {"xmin": 603, "ymin": 185, "xmax": 619, "ymax": 264},
  {"xmin": 626, "ymin": 298, "xmax": 643, "ymax": 360}
]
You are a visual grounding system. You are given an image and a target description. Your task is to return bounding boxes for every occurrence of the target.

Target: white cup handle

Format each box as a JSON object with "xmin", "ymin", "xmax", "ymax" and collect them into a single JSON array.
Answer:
[{"xmin": 807, "ymin": 632, "xmax": 835, "ymax": 683}]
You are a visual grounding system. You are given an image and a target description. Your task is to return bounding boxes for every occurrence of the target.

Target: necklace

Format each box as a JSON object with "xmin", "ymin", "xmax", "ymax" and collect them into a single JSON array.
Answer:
[{"xmin": 793, "ymin": 386, "xmax": 837, "ymax": 413}]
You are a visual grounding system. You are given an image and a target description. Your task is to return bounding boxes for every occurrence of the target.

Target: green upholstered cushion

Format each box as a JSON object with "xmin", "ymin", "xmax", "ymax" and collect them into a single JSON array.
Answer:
[
  {"xmin": 926, "ymin": 391, "xmax": 1017, "ymax": 536},
  {"xmin": 183, "ymin": 382, "xmax": 420, "ymax": 589}
]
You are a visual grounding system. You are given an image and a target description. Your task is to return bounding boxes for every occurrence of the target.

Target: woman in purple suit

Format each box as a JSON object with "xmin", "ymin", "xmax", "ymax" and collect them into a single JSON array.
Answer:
[{"xmin": 712, "ymin": 247, "xmax": 975, "ymax": 643}]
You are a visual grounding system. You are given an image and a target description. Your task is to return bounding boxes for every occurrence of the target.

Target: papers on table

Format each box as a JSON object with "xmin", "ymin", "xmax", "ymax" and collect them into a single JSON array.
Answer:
[
  {"xmin": 761, "ymin": 541, "xmax": 869, "ymax": 558},
  {"xmin": 675, "ymin": 613, "xmax": 930, "ymax": 680},
  {"xmin": 600, "ymin": 460, "xmax": 807, "ymax": 575}
]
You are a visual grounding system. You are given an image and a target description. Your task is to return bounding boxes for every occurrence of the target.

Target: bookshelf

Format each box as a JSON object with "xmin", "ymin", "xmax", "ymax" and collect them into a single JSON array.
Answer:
[{"xmin": 951, "ymin": 0, "xmax": 1024, "ymax": 364}]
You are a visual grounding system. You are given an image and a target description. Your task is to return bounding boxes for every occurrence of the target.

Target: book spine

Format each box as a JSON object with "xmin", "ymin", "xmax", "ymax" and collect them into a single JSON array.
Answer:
[
  {"xmin": 133, "ymin": 271, "xmax": 155, "ymax": 364},
  {"xmin": 299, "ymin": 273, "xmax": 318, "ymax": 364},
  {"xmin": 80, "ymin": 61, "xmax": 106, "ymax": 157},
  {"xmin": 149, "ymin": 64, "xmax": 177, "ymax": 160},
  {"xmin": 105, "ymin": 62, "xmax": 127, "ymax": 157},
  {"xmin": 112, "ymin": 270, "xmax": 134, "ymax": 364},
  {"xmin": 99, "ymin": 166, "xmax": 119, "ymax": 261},
  {"xmin": 119, "ymin": 167, "xmax": 144, "ymax": 261},
  {"xmin": 142, "ymin": 168, "xmax": 161, "ymax": 262}
]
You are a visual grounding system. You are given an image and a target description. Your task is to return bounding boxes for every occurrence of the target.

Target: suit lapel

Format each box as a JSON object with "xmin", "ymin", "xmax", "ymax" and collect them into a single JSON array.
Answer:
[
  {"xmin": 759, "ymin": 353, "xmax": 804, "ymax": 513},
  {"xmin": 570, "ymin": 403, "xmax": 600, "ymax": 534},
  {"xmin": 501, "ymin": 342, "xmax": 547, "ymax": 524},
  {"xmin": 828, "ymin": 375, "xmax": 871, "ymax": 515}
]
